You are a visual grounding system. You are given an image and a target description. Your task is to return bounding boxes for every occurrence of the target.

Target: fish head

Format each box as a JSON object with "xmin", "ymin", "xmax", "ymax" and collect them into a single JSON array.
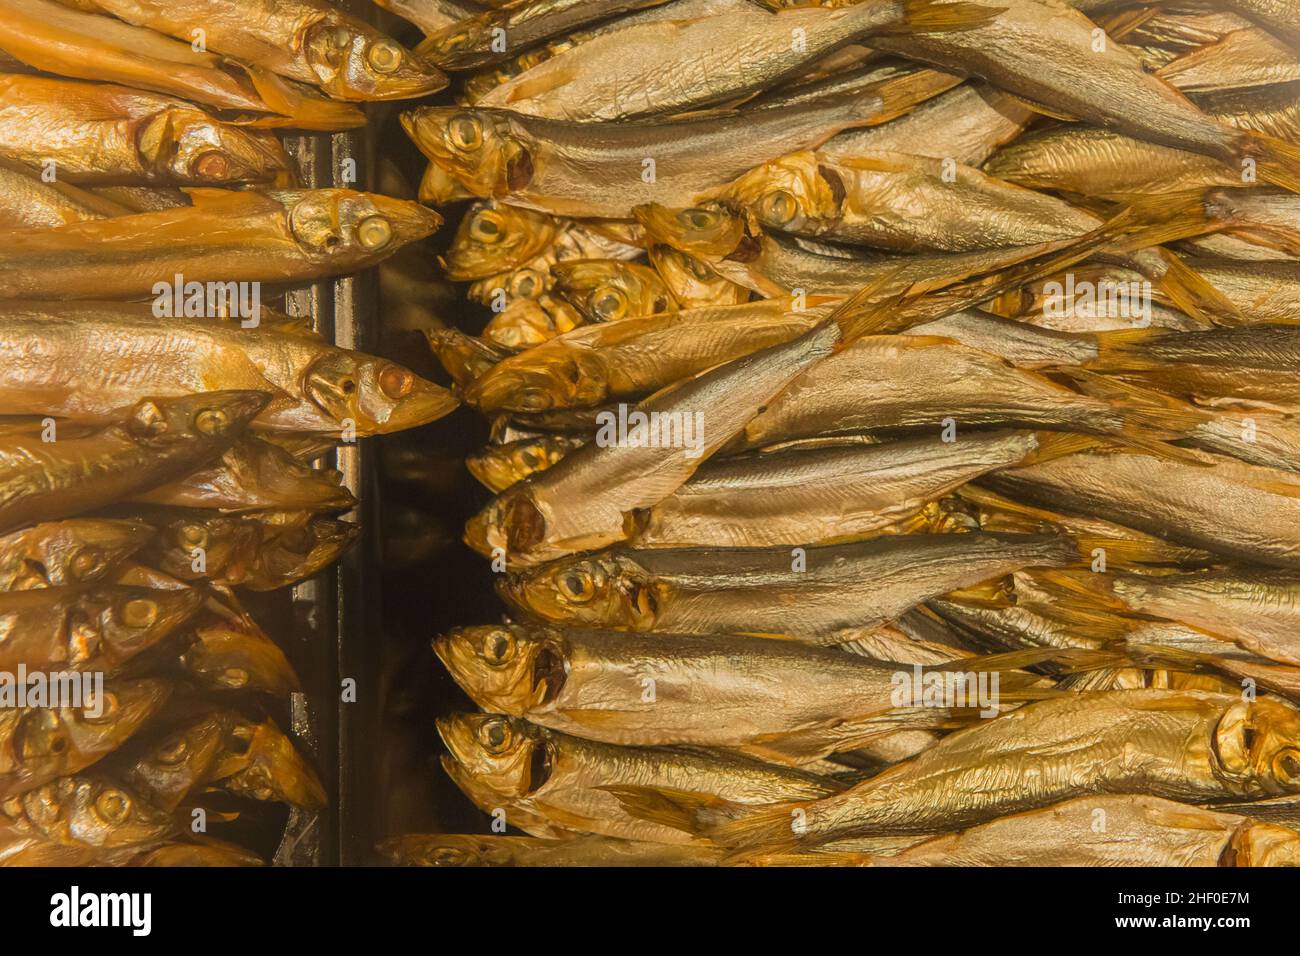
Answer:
[
  {"xmin": 436, "ymin": 713, "xmax": 554, "ymax": 799},
  {"xmin": 1230, "ymin": 821, "xmax": 1300, "ymax": 867},
  {"xmin": 82, "ymin": 584, "xmax": 203, "ymax": 669},
  {"xmin": 722, "ymin": 151, "xmax": 844, "ymax": 235},
  {"xmin": 443, "ymin": 202, "xmax": 557, "ymax": 281},
  {"xmin": 61, "ymin": 678, "xmax": 172, "ymax": 757},
  {"xmin": 498, "ymin": 552, "xmax": 658, "ymax": 629},
  {"xmin": 129, "ymin": 712, "xmax": 229, "ymax": 810},
  {"xmin": 181, "ymin": 621, "xmax": 302, "ymax": 695},
  {"xmin": 153, "ymin": 512, "xmax": 260, "ymax": 579},
  {"xmin": 481, "ymin": 294, "xmax": 582, "ymax": 350},
  {"xmin": 250, "ymin": 514, "xmax": 359, "ymax": 589},
  {"xmin": 553, "ymin": 260, "xmax": 676, "ymax": 322},
  {"xmin": 634, "ymin": 202, "xmax": 750, "ymax": 260},
  {"xmin": 11, "ymin": 707, "xmax": 70, "ymax": 781},
  {"xmin": 303, "ymin": 15, "xmax": 446, "ymax": 100},
  {"xmin": 433, "ymin": 624, "xmax": 567, "ymax": 714},
  {"xmin": 463, "ymin": 485, "xmax": 550, "ymax": 560},
  {"xmin": 139, "ymin": 109, "xmax": 290, "ymax": 185},
  {"xmin": 214, "ymin": 717, "xmax": 327, "ymax": 810},
  {"xmin": 127, "ymin": 390, "xmax": 268, "ymax": 451},
  {"xmin": 465, "ymin": 435, "xmax": 577, "ymax": 492},
  {"xmin": 22, "ymin": 776, "xmax": 176, "ymax": 849},
  {"xmin": 465, "ymin": 346, "xmax": 607, "ymax": 414},
  {"xmin": 1214, "ymin": 697, "xmax": 1300, "ymax": 797},
  {"xmin": 43, "ymin": 519, "xmax": 156, "ymax": 587},
  {"xmin": 401, "ymin": 108, "xmax": 532, "ymax": 201},
  {"xmin": 424, "ymin": 327, "xmax": 506, "ymax": 390},
  {"xmin": 286, "ymin": 189, "xmax": 443, "ymax": 266},
  {"xmin": 303, "ymin": 349, "xmax": 458, "ymax": 435}
]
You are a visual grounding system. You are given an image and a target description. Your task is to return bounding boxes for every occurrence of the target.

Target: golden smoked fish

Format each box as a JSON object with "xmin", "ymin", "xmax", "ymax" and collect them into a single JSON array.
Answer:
[
  {"xmin": 0, "ymin": 391, "xmax": 266, "ymax": 533},
  {"xmin": 0, "ymin": 75, "xmax": 292, "ymax": 186},
  {"xmin": 380, "ymin": 833, "xmax": 722, "ymax": 867},
  {"xmin": 0, "ymin": 519, "xmax": 153, "ymax": 591},
  {"xmin": 0, "ymin": 160, "xmax": 129, "ymax": 228},
  {"xmin": 498, "ymin": 533, "xmax": 1079, "ymax": 643},
  {"xmin": 0, "ymin": 188, "xmax": 441, "ymax": 300},
  {"xmin": 82, "ymin": 0, "xmax": 446, "ymax": 100},
  {"xmin": 0, "ymin": 304, "xmax": 458, "ymax": 436}
]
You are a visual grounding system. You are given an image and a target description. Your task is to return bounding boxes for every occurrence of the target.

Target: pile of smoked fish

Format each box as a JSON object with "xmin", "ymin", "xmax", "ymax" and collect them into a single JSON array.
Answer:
[
  {"xmin": 380, "ymin": 0, "xmax": 1300, "ymax": 867},
  {"xmin": 0, "ymin": 0, "xmax": 459, "ymax": 864}
]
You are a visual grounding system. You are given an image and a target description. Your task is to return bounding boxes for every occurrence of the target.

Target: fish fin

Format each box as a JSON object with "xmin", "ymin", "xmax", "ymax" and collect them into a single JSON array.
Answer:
[
  {"xmin": 737, "ymin": 710, "xmax": 966, "ymax": 765},
  {"xmin": 1054, "ymin": 368, "xmax": 1216, "ymax": 461},
  {"xmin": 1150, "ymin": 248, "xmax": 1245, "ymax": 326},
  {"xmin": 1015, "ymin": 430, "xmax": 1109, "ymax": 465},
  {"xmin": 1001, "ymin": 94, "xmax": 1080, "ymax": 123},
  {"xmin": 858, "ymin": 69, "xmax": 962, "ymax": 126},
  {"xmin": 599, "ymin": 786, "xmax": 747, "ymax": 838},
  {"xmin": 711, "ymin": 802, "xmax": 811, "ymax": 855},
  {"xmin": 829, "ymin": 270, "xmax": 913, "ymax": 343},
  {"xmin": 1108, "ymin": 189, "xmax": 1222, "ymax": 250},
  {"xmin": 183, "ymin": 187, "xmax": 285, "ymax": 214},
  {"xmin": 557, "ymin": 708, "xmax": 637, "ymax": 727},
  {"xmin": 1248, "ymin": 132, "xmax": 1300, "ymax": 199},
  {"xmin": 741, "ymin": 850, "xmax": 871, "ymax": 866}
]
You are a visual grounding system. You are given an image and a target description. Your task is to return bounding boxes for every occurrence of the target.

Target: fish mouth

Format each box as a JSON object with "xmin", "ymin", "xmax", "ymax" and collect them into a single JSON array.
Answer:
[
  {"xmin": 532, "ymin": 644, "xmax": 566, "ymax": 705},
  {"xmin": 371, "ymin": 375, "xmax": 460, "ymax": 433}
]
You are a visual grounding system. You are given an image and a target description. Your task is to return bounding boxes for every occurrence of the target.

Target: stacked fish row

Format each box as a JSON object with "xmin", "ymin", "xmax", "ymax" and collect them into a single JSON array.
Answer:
[
  {"xmin": 0, "ymin": 0, "xmax": 460, "ymax": 864},
  {"xmin": 380, "ymin": 0, "xmax": 1300, "ymax": 866}
]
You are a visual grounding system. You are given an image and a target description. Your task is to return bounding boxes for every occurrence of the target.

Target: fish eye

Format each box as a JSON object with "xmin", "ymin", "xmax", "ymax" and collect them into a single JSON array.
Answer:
[
  {"xmin": 68, "ymin": 548, "xmax": 102, "ymax": 582},
  {"xmin": 121, "ymin": 598, "xmax": 159, "ymax": 629},
  {"xmin": 591, "ymin": 286, "xmax": 627, "ymax": 321},
  {"xmin": 194, "ymin": 408, "xmax": 230, "ymax": 436},
  {"xmin": 218, "ymin": 667, "xmax": 250, "ymax": 688},
  {"xmin": 556, "ymin": 569, "xmax": 595, "ymax": 604},
  {"xmin": 94, "ymin": 789, "xmax": 132, "ymax": 825},
  {"xmin": 366, "ymin": 39, "xmax": 403, "ymax": 73},
  {"xmin": 432, "ymin": 848, "xmax": 469, "ymax": 866},
  {"xmin": 447, "ymin": 114, "xmax": 483, "ymax": 151},
  {"xmin": 357, "ymin": 216, "xmax": 394, "ymax": 251},
  {"xmin": 761, "ymin": 189, "xmax": 799, "ymax": 225},
  {"xmin": 517, "ymin": 449, "xmax": 541, "ymax": 469},
  {"xmin": 193, "ymin": 151, "xmax": 231, "ymax": 181},
  {"xmin": 378, "ymin": 363, "xmax": 415, "ymax": 400},
  {"xmin": 514, "ymin": 387, "xmax": 552, "ymax": 412},
  {"xmin": 157, "ymin": 735, "xmax": 189, "ymax": 766},
  {"xmin": 481, "ymin": 629, "xmax": 516, "ymax": 666},
  {"xmin": 511, "ymin": 270, "xmax": 541, "ymax": 299},
  {"xmin": 1275, "ymin": 749, "xmax": 1300, "ymax": 786},
  {"xmin": 179, "ymin": 523, "xmax": 210, "ymax": 550},
  {"xmin": 468, "ymin": 211, "xmax": 504, "ymax": 243},
  {"xmin": 679, "ymin": 208, "xmax": 716, "ymax": 231},
  {"xmin": 478, "ymin": 716, "xmax": 512, "ymax": 753}
]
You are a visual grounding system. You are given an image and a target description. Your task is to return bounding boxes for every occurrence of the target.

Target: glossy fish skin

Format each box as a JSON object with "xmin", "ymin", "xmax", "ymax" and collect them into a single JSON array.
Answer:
[
  {"xmin": 379, "ymin": 832, "xmax": 722, "ymax": 866},
  {"xmin": 982, "ymin": 444, "xmax": 1300, "ymax": 570},
  {"xmin": 138, "ymin": 509, "xmax": 358, "ymax": 591},
  {"xmin": 1083, "ymin": 569, "xmax": 1300, "ymax": 669},
  {"xmin": 131, "ymin": 435, "xmax": 356, "ymax": 512},
  {"xmin": 499, "ymin": 533, "xmax": 1078, "ymax": 643},
  {"xmin": 733, "ymin": 335, "xmax": 1192, "ymax": 452},
  {"xmin": 436, "ymin": 623, "xmax": 1022, "ymax": 759},
  {"xmin": 438, "ymin": 712, "xmax": 838, "ymax": 844},
  {"xmin": 119, "ymin": 711, "xmax": 228, "ymax": 812},
  {"xmin": 464, "ymin": 298, "xmax": 831, "ymax": 413},
  {"xmin": 0, "ymin": 160, "xmax": 129, "ymax": 228},
  {"xmin": 85, "ymin": 0, "xmax": 447, "ymax": 101},
  {"xmin": 552, "ymin": 260, "xmax": 678, "ymax": 323},
  {"xmin": 716, "ymin": 691, "xmax": 1300, "ymax": 848},
  {"xmin": 1088, "ymin": 324, "xmax": 1300, "ymax": 408},
  {"xmin": 0, "ymin": 75, "xmax": 292, "ymax": 187},
  {"xmin": 0, "ymin": 678, "xmax": 172, "ymax": 799},
  {"xmin": 822, "ymin": 81, "xmax": 1034, "ymax": 167},
  {"xmin": 419, "ymin": 0, "xmax": 673, "ymax": 71},
  {"xmin": 442, "ymin": 201, "xmax": 559, "ymax": 281},
  {"xmin": 629, "ymin": 430, "xmax": 1040, "ymax": 548},
  {"xmin": 646, "ymin": 244, "xmax": 750, "ymax": 308},
  {"xmin": 402, "ymin": 91, "xmax": 897, "ymax": 217},
  {"xmin": 1223, "ymin": 0, "xmax": 1300, "ymax": 47},
  {"xmin": 0, "ymin": 304, "xmax": 457, "ymax": 436},
  {"xmin": 424, "ymin": 328, "xmax": 508, "ymax": 392},
  {"xmin": 466, "ymin": 434, "xmax": 584, "ymax": 492},
  {"xmin": 0, "ymin": 774, "xmax": 177, "ymax": 862},
  {"xmin": 0, "ymin": 519, "xmax": 154, "ymax": 591},
  {"xmin": 0, "ymin": 188, "xmax": 442, "ymax": 300},
  {"xmin": 375, "ymin": 0, "xmax": 482, "ymax": 35},
  {"xmin": 118, "ymin": 839, "xmax": 264, "ymax": 866},
  {"xmin": 0, "ymin": 391, "xmax": 266, "ymax": 534},
  {"xmin": 471, "ymin": 0, "xmax": 993, "ymax": 121},
  {"xmin": 0, "ymin": 585, "xmax": 201, "ymax": 674},
  {"xmin": 873, "ymin": 795, "xmax": 1300, "ymax": 867},
  {"xmin": 0, "ymin": 0, "xmax": 366, "ymax": 130},
  {"xmin": 907, "ymin": 311, "xmax": 1100, "ymax": 369}
]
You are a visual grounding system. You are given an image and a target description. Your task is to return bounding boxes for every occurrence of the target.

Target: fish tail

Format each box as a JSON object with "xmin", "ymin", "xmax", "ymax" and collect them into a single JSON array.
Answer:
[
  {"xmin": 1016, "ymin": 430, "xmax": 1108, "ymax": 466},
  {"xmin": 830, "ymin": 271, "xmax": 913, "ymax": 344},
  {"xmin": 1151, "ymin": 249, "xmax": 1244, "ymax": 326},
  {"xmin": 1108, "ymin": 190, "xmax": 1222, "ymax": 250},
  {"xmin": 1249, "ymin": 132, "xmax": 1300, "ymax": 198},
  {"xmin": 600, "ymin": 786, "xmax": 748, "ymax": 839},
  {"xmin": 1055, "ymin": 368, "xmax": 1216, "ymax": 461},
  {"xmin": 713, "ymin": 802, "xmax": 813, "ymax": 856}
]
